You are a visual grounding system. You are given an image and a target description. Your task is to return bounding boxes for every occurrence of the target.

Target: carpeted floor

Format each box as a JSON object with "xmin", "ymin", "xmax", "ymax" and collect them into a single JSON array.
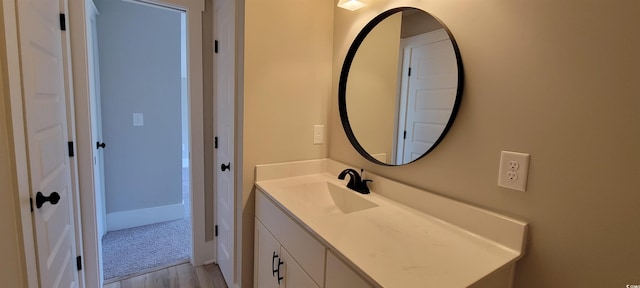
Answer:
[{"xmin": 102, "ymin": 167, "xmax": 192, "ymax": 281}]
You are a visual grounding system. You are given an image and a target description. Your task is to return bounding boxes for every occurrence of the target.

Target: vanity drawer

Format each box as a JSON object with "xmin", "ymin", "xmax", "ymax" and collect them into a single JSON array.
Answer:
[{"xmin": 256, "ymin": 189, "xmax": 326, "ymax": 287}]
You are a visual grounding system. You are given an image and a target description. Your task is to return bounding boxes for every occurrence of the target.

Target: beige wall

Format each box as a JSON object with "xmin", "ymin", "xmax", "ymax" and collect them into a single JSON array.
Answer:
[
  {"xmin": 0, "ymin": 10, "xmax": 27, "ymax": 285},
  {"xmin": 241, "ymin": 0, "xmax": 334, "ymax": 286},
  {"xmin": 330, "ymin": 0, "xmax": 640, "ymax": 287},
  {"xmin": 346, "ymin": 12, "xmax": 400, "ymax": 162}
]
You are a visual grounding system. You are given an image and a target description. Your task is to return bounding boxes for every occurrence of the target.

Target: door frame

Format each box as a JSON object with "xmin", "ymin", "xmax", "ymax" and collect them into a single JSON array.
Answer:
[
  {"xmin": 3, "ymin": 0, "xmax": 213, "ymax": 287},
  {"xmin": 1, "ymin": 0, "xmax": 41, "ymax": 286},
  {"xmin": 4, "ymin": 0, "xmax": 85, "ymax": 286},
  {"xmin": 69, "ymin": 0, "xmax": 208, "ymax": 287},
  {"xmin": 84, "ymin": 0, "xmax": 106, "ymax": 240}
]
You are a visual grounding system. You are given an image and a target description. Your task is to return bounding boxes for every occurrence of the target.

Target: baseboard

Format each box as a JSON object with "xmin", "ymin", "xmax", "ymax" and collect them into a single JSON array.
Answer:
[{"xmin": 106, "ymin": 203, "xmax": 184, "ymax": 231}]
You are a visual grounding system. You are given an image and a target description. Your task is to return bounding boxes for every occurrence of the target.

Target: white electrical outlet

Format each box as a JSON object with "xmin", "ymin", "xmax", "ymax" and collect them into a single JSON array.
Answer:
[
  {"xmin": 498, "ymin": 151, "xmax": 530, "ymax": 191},
  {"xmin": 313, "ymin": 125, "xmax": 324, "ymax": 144},
  {"xmin": 509, "ymin": 160, "xmax": 519, "ymax": 170}
]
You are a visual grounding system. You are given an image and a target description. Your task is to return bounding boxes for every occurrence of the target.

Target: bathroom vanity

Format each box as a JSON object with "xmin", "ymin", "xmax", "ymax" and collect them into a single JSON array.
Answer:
[{"xmin": 253, "ymin": 159, "xmax": 528, "ymax": 288}]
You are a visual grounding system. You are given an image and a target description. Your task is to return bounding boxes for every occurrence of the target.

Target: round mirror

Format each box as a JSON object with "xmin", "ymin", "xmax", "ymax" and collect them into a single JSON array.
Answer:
[{"xmin": 339, "ymin": 7, "xmax": 463, "ymax": 166}]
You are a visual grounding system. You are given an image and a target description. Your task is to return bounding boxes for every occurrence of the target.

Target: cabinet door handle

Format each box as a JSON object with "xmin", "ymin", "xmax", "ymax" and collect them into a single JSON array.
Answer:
[
  {"xmin": 272, "ymin": 251, "xmax": 284, "ymax": 285},
  {"xmin": 272, "ymin": 252, "xmax": 279, "ymax": 276},
  {"xmin": 276, "ymin": 259, "xmax": 284, "ymax": 285}
]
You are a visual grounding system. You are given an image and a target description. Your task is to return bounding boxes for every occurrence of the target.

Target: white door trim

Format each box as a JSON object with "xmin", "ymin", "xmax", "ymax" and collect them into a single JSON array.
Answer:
[
  {"xmin": 1, "ymin": 0, "xmax": 40, "ymax": 286},
  {"xmin": 175, "ymin": 0, "xmax": 213, "ymax": 267},
  {"xmin": 62, "ymin": 0, "xmax": 87, "ymax": 287},
  {"xmin": 69, "ymin": 1, "xmax": 104, "ymax": 286},
  {"xmin": 69, "ymin": 0, "xmax": 208, "ymax": 287},
  {"xmin": 235, "ymin": 0, "xmax": 245, "ymax": 287}
]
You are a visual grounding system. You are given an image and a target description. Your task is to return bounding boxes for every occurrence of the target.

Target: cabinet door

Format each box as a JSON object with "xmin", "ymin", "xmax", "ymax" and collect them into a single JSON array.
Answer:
[
  {"xmin": 325, "ymin": 250, "xmax": 375, "ymax": 288},
  {"xmin": 280, "ymin": 247, "xmax": 320, "ymax": 288},
  {"xmin": 256, "ymin": 190, "xmax": 326, "ymax": 285},
  {"xmin": 255, "ymin": 219, "xmax": 281, "ymax": 288}
]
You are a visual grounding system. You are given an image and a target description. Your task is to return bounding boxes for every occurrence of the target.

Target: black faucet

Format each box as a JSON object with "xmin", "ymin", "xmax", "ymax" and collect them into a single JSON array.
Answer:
[{"xmin": 338, "ymin": 168, "xmax": 372, "ymax": 194}]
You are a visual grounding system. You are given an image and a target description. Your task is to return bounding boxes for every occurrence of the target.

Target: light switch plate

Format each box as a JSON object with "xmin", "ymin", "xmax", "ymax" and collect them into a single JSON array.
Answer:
[
  {"xmin": 313, "ymin": 125, "xmax": 324, "ymax": 144},
  {"xmin": 133, "ymin": 113, "xmax": 144, "ymax": 126},
  {"xmin": 498, "ymin": 151, "xmax": 530, "ymax": 191}
]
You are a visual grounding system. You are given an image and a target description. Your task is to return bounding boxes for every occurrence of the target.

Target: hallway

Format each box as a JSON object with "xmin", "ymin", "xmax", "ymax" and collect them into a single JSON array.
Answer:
[{"xmin": 102, "ymin": 168, "xmax": 191, "ymax": 281}]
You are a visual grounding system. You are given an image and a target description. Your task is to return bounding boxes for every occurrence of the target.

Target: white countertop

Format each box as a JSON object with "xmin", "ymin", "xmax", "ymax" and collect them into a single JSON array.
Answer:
[{"xmin": 255, "ymin": 159, "xmax": 527, "ymax": 288}]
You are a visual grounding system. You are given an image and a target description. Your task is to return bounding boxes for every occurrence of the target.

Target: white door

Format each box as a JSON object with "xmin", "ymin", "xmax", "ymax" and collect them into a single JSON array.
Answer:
[
  {"xmin": 17, "ymin": 0, "xmax": 79, "ymax": 287},
  {"xmin": 398, "ymin": 29, "xmax": 458, "ymax": 163},
  {"xmin": 85, "ymin": 0, "xmax": 107, "ymax": 240},
  {"xmin": 214, "ymin": 0, "xmax": 236, "ymax": 284}
]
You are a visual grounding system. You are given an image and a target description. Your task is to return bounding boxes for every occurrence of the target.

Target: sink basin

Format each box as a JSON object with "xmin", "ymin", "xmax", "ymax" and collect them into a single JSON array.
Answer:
[
  {"xmin": 326, "ymin": 182, "xmax": 378, "ymax": 213},
  {"xmin": 278, "ymin": 181, "xmax": 378, "ymax": 215}
]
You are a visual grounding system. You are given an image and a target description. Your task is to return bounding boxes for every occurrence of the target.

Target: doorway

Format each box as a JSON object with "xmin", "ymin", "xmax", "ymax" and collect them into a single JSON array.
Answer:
[{"xmin": 87, "ymin": 0, "xmax": 191, "ymax": 282}]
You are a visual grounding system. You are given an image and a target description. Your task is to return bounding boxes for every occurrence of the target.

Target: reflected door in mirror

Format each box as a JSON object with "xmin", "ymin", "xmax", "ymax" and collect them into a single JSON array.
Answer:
[{"xmin": 397, "ymin": 29, "xmax": 457, "ymax": 163}]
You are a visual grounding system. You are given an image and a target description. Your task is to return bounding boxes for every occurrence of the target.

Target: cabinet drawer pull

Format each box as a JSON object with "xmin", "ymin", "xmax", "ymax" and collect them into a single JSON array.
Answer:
[
  {"xmin": 277, "ymin": 265, "xmax": 284, "ymax": 285},
  {"xmin": 272, "ymin": 251, "xmax": 284, "ymax": 284},
  {"xmin": 272, "ymin": 251, "xmax": 279, "ymax": 276}
]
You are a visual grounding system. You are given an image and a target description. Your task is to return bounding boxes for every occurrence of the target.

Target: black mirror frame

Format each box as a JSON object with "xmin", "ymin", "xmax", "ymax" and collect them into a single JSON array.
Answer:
[{"xmin": 338, "ymin": 7, "xmax": 464, "ymax": 166}]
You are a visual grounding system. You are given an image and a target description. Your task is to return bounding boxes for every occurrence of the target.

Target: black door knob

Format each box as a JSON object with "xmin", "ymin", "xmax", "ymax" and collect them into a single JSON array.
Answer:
[
  {"xmin": 96, "ymin": 142, "xmax": 106, "ymax": 149},
  {"xmin": 35, "ymin": 191, "xmax": 61, "ymax": 209},
  {"xmin": 221, "ymin": 162, "xmax": 231, "ymax": 171}
]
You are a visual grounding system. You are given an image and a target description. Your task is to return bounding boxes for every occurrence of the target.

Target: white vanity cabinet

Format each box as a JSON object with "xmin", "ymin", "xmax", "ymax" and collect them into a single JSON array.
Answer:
[
  {"xmin": 254, "ymin": 219, "xmax": 319, "ymax": 288},
  {"xmin": 255, "ymin": 189, "xmax": 377, "ymax": 288},
  {"xmin": 254, "ymin": 219, "xmax": 281, "ymax": 288},
  {"xmin": 325, "ymin": 250, "xmax": 375, "ymax": 288},
  {"xmin": 255, "ymin": 190, "xmax": 326, "ymax": 288},
  {"xmin": 254, "ymin": 159, "xmax": 528, "ymax": 287}
]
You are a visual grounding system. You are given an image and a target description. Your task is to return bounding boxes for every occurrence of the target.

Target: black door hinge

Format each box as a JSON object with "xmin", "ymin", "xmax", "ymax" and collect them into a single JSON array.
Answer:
[
  {"xmin": 214, "ymin": 40, "xmax": 218, "ymax": 53},
  {"xmin": 215, "ymin": 225, "xmax": 218, "ymax": 237},
  {"xmin": 68, "ymin": 141, "xmax": 74, "ymax": 157},
  {"xmin": 408, "ymin": 67, "xmax": 412, "ymax": 77},
  {"xmin": 76, "ymin": 256, "xmax": 82, "ymax": 271},
  {"xmin": 59, "ymin": 14, "xmax": 66, "ymax": 31},
  {"xmin": 403, "ymin": 131, "xmax": 407, "ymax": 139},
  {"xmin": 30, "ymin": 198, "xmax": 33, "ymax": 212},
  {"xmin": 214, "ymin": 137, "xmax": 218, "ymax": 149}
]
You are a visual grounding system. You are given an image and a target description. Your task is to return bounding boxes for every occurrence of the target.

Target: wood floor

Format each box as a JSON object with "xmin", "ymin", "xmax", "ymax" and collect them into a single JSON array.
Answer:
[{"xmin": 103, "ymin": 263, "xmax": 228, "ymax": 288}]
